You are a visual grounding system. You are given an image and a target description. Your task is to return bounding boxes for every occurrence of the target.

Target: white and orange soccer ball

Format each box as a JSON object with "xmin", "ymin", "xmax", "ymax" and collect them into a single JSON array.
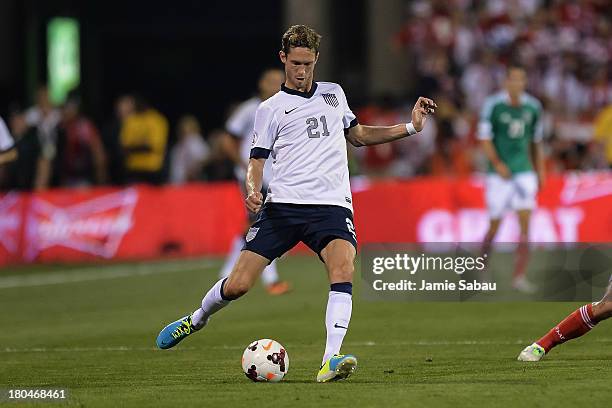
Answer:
[{"xmin": 242, "ymin": 339, "xmax": 289, "ymax": 382}]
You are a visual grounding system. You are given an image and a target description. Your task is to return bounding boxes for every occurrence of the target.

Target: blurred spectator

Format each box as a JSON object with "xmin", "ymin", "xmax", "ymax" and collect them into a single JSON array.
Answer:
[
  {"xmin": 221, "ymin": 68, "xmax": 284, "ymax": 183},
  {"xmin": 460, "ymin": 50, "xmax": 503, "ymax": 113},
  {"xmin": 356, "ymin": 96, "xmax": 437, "ymax": 178},
  {"xmin": 2, "ymin": 111, "xmax": 51, "ymax": 190},
  {"xmin": 593, "ymin": 103, "xmax": 612, "ymax": 168},
  {"xmin": 202, "ymin": 129, "xmax": 235, "ymax": 182},
  {"xmin": 120, "ymin": 96, "xmax": 168, "ymax": 184},
  {"xmin": 102, "ymin": 95, "xmax": 135, "ymax": 185},
  {"xmin": 169, "ymin": 115, "xmax": 210, "ymax": 184},
  {"xmin": 356, "ymin": 97, "xmax": 406, "ymax": 177},
  {"xmin": 387, "ymin": 0, "xmax": 612, "ymax": 175},
  {"xmin": 54, "ymin": 93, "xmax": 108, "ymax": 187},
  {"xmin": 24, "ymin": 85, "xmax": 61, "ymax": 160},
  {"xmin": 428, "ymin": 95, "xmax": 473, "ymax": 177}
]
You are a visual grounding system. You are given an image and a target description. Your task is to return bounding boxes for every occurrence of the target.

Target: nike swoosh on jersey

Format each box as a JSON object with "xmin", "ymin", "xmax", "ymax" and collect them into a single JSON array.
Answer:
[
  {"xmin": 334, "ymin": 323, "xmax": 348, "ymax": 329},
  {"xmin": 284, "ymin": 107, "xmax": 299, "ymax": 114}
]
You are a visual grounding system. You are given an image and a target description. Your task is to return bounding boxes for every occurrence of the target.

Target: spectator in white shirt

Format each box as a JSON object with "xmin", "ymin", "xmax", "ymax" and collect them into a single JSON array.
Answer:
[{"xmin": 169, "ymin": 115, "xmax": 210, "ymax": 184}]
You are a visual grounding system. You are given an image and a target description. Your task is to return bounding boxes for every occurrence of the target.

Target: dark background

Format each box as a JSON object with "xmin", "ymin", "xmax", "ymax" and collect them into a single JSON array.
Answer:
[{"xmin": 0, "ymin": 0, "xmax": 366, "ymax": 132}]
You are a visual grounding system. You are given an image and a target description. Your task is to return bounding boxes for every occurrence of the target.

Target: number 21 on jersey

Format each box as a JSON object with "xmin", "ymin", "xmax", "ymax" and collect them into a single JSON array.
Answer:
[{"xmin": 306, "ymin": 115, "xmax": 330, "ymax": 138}]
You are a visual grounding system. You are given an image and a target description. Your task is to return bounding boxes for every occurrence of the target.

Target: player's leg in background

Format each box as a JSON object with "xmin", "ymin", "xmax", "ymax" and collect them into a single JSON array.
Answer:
[
  {"xmin": 319, "ymin": 239, "xmax": 356, "ymax": 365},
  {"xmin": 219, "ymin": 234, "xmax": 288, "ymax": 294},
  {"xmin": 519, "ymin": 279, "xmax": 612, "ymax": 361},
  {"xmin": 512, "ymin": 209, "xmax": 533, "ymax": 290},
  {"xmin": 219, "ymin": 235, "xmax": 245, "ymax": 279},
  {"xmin": 483, "ymin": 173, "xmax": 514, "ymax": 254},
  {"xmin": 220, "ymin": 186, "xmax": 290, "ymax": 295},
  {"xmin": 482, "ymin": 173, "xmax": 512, "ymax": 279},
  {"xmin": 482, "ymin": 218, "xmax": 501, "ymax": 261},
  {"xmin": 511, "ymin": 172, "xmax": 538, "ymax": 292}
]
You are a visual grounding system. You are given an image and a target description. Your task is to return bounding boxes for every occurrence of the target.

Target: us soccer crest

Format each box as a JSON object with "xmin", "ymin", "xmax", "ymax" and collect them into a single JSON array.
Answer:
[
  {"xmin": 322, "ymin": 93, "xmax": 339, "ymax": 108},
  {"xmin": 246, "ymin": 227, "xmax": 260, "ymax": 242}
]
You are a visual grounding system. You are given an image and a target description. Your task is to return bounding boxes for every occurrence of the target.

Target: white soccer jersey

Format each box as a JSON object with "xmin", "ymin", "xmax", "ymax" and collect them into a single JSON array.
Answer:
[
  {"xmin": 250, "ymin": 81, "xmax": 358, "ymax": 211},
  {"xmin": 0, "ymin": 116, "xmax": 15, "ymax": 152},
  {"xmin": 226, "ymin": 97, "xmax": 274, "ymax": 185}
]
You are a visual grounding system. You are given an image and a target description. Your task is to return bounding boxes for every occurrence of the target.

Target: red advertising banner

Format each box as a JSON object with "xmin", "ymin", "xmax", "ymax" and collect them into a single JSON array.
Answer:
[
  {"xmin": 1, "ymin": 172, "xmax": 611, "ymax": 267},
  {"xmin": 0, "ymin": 192, "xmax": 24, "ymax": 265}
]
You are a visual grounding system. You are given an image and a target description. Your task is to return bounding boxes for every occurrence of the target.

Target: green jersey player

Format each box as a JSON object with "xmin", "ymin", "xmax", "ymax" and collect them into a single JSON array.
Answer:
[{"xmin": 478, "ymin": 65, "xmax": 544, "ymax": 293}]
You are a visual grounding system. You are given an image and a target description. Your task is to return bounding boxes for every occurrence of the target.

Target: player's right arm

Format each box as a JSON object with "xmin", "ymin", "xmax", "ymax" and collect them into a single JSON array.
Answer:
[
  {"xmin": 478, "ymin": 98, "xmax": 510, "ymax": 179},
  {"xmin": 245, "ymin": 158, "xmax": 264, "ymax": 213},
  {"xmin": 481, "ymin": 140, "xmax": 510, "ymax": 179},
  {"xmin": 245, "ymin": 104, "xmax": 277, "ymax": 213}
]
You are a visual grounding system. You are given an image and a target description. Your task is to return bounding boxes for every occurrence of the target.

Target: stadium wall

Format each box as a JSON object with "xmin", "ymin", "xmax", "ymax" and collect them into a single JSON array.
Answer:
[{"xmin": 1, "ymin": 172, "xmax": 611, "ymax": 267}]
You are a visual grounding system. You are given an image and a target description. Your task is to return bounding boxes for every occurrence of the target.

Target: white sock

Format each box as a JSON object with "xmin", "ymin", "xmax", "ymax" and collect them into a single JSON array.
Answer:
[
  {"xmin": 191, "ymin": 278, "xmax": 231, "ymax": 329},
  {"xmin": 261, "ymin": 259, "xmax": 279, "ymax": 286},
  {"xmin": 322, "ymin": 290, "xmax": 352, "ymax": 365},
  {"xmin": 219, "ymin": 236, "xmax": 244, "ymax": 279}
]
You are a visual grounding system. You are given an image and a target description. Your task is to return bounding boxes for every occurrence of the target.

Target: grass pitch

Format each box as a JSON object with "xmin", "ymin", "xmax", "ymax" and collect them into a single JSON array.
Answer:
[{"xmin": 0, "ymin": 256, "xmax": 610, "ymax": 407}]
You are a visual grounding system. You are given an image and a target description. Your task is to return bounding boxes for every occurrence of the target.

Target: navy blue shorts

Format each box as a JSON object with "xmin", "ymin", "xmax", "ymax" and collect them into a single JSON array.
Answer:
[{"xmin": 243, "ymin": 203, "xmax": 357, "ymax": 263}]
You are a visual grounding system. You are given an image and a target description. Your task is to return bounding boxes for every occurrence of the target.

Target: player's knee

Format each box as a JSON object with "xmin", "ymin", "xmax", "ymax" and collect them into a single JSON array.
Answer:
[
  {"xmin": 223, "ymin": 270, "xmax": 254, "ymax": 299},
  {"xmin": 223, "ymin": 279, "xmax": 250, "ymax": 299},
  {"xmin": 329, "ymin": 260, "xmax": 354, "ymax": 283},
  {"xmin": 593, "ymin": 301, "xmax": 612, "ymax": 321}
]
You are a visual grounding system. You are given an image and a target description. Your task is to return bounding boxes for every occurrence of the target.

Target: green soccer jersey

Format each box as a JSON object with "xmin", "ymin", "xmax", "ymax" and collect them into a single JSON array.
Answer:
[{"xmin": 478, "ymin": 92, "xmax": 542, "ymax": 174}]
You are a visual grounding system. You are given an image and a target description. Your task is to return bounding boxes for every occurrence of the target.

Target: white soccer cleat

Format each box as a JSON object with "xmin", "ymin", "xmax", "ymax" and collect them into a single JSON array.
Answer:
[{"xmin": 517, "ymin": 343, "xmax": 546, "ymax": 362}]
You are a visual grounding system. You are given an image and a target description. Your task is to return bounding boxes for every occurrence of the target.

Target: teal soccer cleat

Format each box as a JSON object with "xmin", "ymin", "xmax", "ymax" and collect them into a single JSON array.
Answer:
[
  {"xmin": 316, "ymin": 354, "xmax": 358, "ymax": 382},
  {"xmin": 156, "ymin": 315, "xmax": 198, "ymax": 349}
]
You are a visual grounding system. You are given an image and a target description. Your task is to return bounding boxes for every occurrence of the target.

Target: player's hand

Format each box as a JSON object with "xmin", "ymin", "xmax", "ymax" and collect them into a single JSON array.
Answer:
[
  {"xmin": 494, "ymin": 162, "xmax": 511, "ymax": 179},
  {"xmin": 245, "ymin": 191, "xmax": 264, "ymax": 213},
  {"xmin": 411, "ymin": 97, "xmax": 437, "ymax": 132}
]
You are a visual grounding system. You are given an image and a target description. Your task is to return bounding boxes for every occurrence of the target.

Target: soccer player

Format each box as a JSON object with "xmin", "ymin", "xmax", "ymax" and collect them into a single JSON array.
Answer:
[
  {"xmin": 518, "ymin": 279, "xmax": 612, "ymax": 361},
  {"xmin": 478, "ymin": 65, "xmax": 544, "ymax": 293},
  {"xmin": 219, "ymin": 68, "xmax": 291, "ymax": 295},
  {"xmin": 0, "ymin": 116, "xmax": 17, "ymax": 165},
  {"xmin": 156, "ymin": 25, "xmax": 436, "ymax": 382}
]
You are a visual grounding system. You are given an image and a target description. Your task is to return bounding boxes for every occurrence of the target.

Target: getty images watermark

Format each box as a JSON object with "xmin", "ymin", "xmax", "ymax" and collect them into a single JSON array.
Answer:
[
  {"xmin": 371, "ymin": 252, "xmax": 492, "ymax": 292},
  {"xmin": 361, "ymin": 243, "xmax": 612, "ymax": 302}
]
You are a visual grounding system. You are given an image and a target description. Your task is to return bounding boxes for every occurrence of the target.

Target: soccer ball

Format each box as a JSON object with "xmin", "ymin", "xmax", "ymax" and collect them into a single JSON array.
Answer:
[{"xmin": 242, "ymin": 339, "xmax": 289, "ymax": 382}]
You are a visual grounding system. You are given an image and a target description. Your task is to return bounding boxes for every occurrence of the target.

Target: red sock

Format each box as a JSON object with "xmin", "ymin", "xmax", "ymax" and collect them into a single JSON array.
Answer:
[
  {"xmin": 536, "ymin": 304, "xmax": 597, "ymax": 352},
  {"xmin": 513, "ymin": 240, "xmax": 529, "ymax": 281}
]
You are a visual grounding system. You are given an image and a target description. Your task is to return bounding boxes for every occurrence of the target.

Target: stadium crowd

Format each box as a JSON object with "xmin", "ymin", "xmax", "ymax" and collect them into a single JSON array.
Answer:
[
  {"xmin": 0, "ymin": 0, "xmax": 611, "ymax": 191},
  {"xmin": 360, "ymin": 0, "xmax": 612, "ymax": 178}
]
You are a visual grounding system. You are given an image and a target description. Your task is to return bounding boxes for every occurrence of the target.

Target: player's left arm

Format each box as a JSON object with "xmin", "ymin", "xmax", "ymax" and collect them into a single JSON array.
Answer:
[
  {"xmin": 531, "ymin": 104, "xmax": 545, "ymax": 189},
  {"xmin": 346, "ymin": 97, "xmax": 436, "ymax": 147},
  {"xmin": 531, "ymin": 141, "xmax": 544, "ymax": 189}
]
